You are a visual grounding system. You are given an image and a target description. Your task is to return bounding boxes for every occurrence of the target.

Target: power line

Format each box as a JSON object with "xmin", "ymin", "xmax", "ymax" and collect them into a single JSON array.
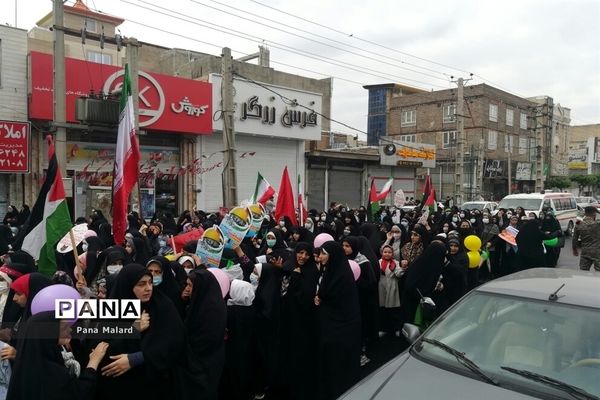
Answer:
[
  {"xmin": 192, "ymin": 0, "xmax": 451, "ymax": 82},
  {"xmin": 122, "ymin": 0, "xmax": 445, "ymax": 89},
  {"xmin": 249, "ymin": 0, "xmax": 474, "ymax": 76}
]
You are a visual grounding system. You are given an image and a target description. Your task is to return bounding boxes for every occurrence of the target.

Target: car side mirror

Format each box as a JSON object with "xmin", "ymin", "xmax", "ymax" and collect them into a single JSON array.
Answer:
[{"xmin": 402, "ymin": 323, "xmax": 421, "ymax": 344}]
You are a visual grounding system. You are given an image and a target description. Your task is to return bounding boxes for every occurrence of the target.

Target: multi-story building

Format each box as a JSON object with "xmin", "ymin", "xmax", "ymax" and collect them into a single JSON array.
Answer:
[
  {"xmin": 0, "ymin": 25, "xmax": 28, "ymax": 221},
  {"xmin": 569, "ymin": 124, "xmax": 600, "ymax": 175},
  {"xmin": 22, "ymin": 0, "xmax": 334, "ymax": 218},
  {"xmin": 365, "ymin": 82, "xmax": 573, "ymax": 202}
]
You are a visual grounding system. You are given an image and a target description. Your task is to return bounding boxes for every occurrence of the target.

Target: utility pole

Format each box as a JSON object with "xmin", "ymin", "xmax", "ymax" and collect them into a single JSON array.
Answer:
[
  {"xmin": 454, "ymin": 77, "xmax": 465, "ymax": 206},
  {"xmin": 533, "ymin": 106, "xmax": 544, "ymax": 192},
  {"xmin": 221, "ymin": 47, "xmax": 237, "ymax": 208},
  {"xmin": 477, "ymin": 138, "xmax": 485, "ymax": 199},
  {"xmin": 53, "ymin": 0, "xmax": 67, "ymax": 176},
  {"xmin": 507, "ymin": 139, "xmax": 512, "ymax": 195}
]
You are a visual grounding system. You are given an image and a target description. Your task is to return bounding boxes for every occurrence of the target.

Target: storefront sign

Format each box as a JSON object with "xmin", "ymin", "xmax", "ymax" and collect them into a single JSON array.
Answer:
[
  {"xmin": 515, "ymin": 162, "xmax": 533, "ymax": 181},
  {"xmin": 379, "ymin": 137, "xmax": 436, "ymax": 168},
  {"xmin": 568, "ymin": 148, "xmax": 588, "ymax": 170},
  {"xmin": 29, "ymin": 52, "xmax": 212, "ymax": 135},
  {"xmin": 210, "ymin": 74, "xmax": 322, "ymax": 140},
  {"xmin": 483, "ymin": 160, "xmax": 504, "ymax": 178},
  {"xmin": 0, "ymin": 121, "xmax": 30, "ymax": 173}
]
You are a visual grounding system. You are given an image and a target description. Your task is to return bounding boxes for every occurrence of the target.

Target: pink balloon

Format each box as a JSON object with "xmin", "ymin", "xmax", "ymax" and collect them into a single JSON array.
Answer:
[
  {"xmin": 208, "ymin": 268, "xmax": 231, "ymax": 298},
  {"xmin": 314, "ymin": 233, "xmax": 334, "ymax": 248},
  {"xmin": 348, "ymin": 260, "xmax": 361, "ymax": 281}
]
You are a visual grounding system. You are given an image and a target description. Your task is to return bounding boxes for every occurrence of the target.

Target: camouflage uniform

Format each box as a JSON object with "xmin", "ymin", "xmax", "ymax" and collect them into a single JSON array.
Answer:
[{"xmin": 572, "ymin": 216, "xmax": 600, "ymax": 271}]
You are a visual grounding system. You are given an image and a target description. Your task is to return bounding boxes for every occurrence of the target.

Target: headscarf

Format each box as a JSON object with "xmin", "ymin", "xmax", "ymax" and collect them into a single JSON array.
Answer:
[
  {"xmin": 146, "ymin": 256, "xmax": 182, "ymax": 310},
  {"xmin": 227, "ymin": 279, "xmax": 255, "ymax": 306},
  {"xmin": 404, "ymin": 241, "xmax": 447, "ymax": 300},
  {"xmin": 6, "ymin": 311, "xmax": 71, "ymax": 400},
  {"xmin": 10, "ymin": 273, "xmax": 52, "ymax": 324}
]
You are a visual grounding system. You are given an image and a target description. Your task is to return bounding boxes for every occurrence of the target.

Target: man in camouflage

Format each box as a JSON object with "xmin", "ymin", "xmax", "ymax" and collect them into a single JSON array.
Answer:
[{"xmin": 572, "ymin": 206, "xmax": 600, "ymax": 271}]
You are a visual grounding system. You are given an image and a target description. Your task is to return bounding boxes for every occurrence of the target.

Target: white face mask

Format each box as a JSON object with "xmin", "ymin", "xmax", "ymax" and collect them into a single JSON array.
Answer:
[
  {"xmin": 343, "ymin": 229, "xmax": 351, "ymax": 236},
  {"xmin": 107, "ymin": 264, "xmax": 123, "ymax": 275},
  {"xmin": 0, "ymin": 281, "xmax": 8, "ymax": 292},
  {"xmin": 304, "ymin": 223, "xmax": 313, "ymax": 230},
  {"xmin": 393, "ymin": 233, "xmax": 401, "ymax": 240},
  {"xmin": 82, "ymin": 243, "xmax": 88, "ymax": 252},
  {"xmin": 401, "ymin": 221, "xmax": 409, "ymax": 227},
  {"xmin": 470, "ymin": 218, "xmax": 476, "ymax": 224},
  {"xmin": 184, "ymin": 267, "xmax": 193, "ymax": 275},
  {"xmin": 279, "ymin": 221, "xmax": 286, "ymax": 227},
  {"xmin": 459, "ymin": 213, "xmax": 465, "ymax": 219},
  {"xmin": 159, "ymin": 240, "xmax": 167, "ymax": 247},
  {"xmin": 443, "ymin": 227, "xmax": 449, "ymax": 233},
  {"xmin": 482, "ymin": 218, "xmax": 490, "ymax": 224},
  {"xmin": 452, "ymin": 217, "xmax": 459, "ymax": 223}
]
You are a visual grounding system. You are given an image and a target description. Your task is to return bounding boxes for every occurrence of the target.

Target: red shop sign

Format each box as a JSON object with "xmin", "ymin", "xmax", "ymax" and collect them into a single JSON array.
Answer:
[
  {"xmin": 29, "ymin": 51, "xmax": 213, "ymax": 135},
  {"xmin": 0, "ymin": 121, "xmax": 30, "ymax": 173}
]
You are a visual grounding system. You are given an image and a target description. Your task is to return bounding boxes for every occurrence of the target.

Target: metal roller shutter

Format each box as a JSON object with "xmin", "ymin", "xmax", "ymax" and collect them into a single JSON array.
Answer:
[
  {"xmin": 328, "ymin": 170, "xmax": 362, "ymax": 208},
  {"xmin": 307, "ymin": 168, "xmax": 325, "ymax": 211}
]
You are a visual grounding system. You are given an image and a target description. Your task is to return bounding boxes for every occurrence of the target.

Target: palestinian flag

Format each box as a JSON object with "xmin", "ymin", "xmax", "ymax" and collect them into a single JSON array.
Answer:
[
  {"xmin": 368, "ymin": 179, "xmax": 380, "ymax": 221},
  {"xmin": 16, "ymin": 136, "xmax": 72, "ymax": 275},
  {"xmin": 421, "ymin": 175, "xmax": 438, "ymax": 212},
  {"xmin": 251, "ymin": 172, "xmax": 276, "ymax": 205},
  {"xmin": 376, "ymin": 177, "xmax": 394, "ymax": 202}
]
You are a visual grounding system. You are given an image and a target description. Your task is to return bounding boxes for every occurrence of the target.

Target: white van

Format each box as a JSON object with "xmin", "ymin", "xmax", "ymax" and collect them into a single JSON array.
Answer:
[{"xmin": 497, "ymin": 191, "xmax": 578, "ymax": 235}]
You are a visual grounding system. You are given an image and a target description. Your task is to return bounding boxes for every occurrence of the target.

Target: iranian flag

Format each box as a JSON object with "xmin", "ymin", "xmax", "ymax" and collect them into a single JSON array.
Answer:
[
  {"xmin": 297, "ymin": 174, "xmax": 307, "ymax": 224},
  {"xmin": 376, "ymin": 177, "xmax": 394, "ymax": 201},
  {"xmin": 275, "ymin": 166, "xmax": 298, "ymax": 226},
  {"xmin": 112, "ymin": 64, "xmax": 141, "ymax": 246},
  {"xmin": 251, "ymin": 172, "xmax": 276, "ymax": 205},
  {"xmin": 17, "ymin": 136, "xmax": 72, "ymax": 276}
]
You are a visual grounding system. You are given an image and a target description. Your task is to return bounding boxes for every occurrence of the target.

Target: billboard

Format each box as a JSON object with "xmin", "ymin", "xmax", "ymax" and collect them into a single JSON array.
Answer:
[
  {"xmin": 0, "ymin": 121, "xmax": 30, "ymax": 173},
  {"xmin": 379, "ymin": 137, "xmax": 436, "ymax": 168}
]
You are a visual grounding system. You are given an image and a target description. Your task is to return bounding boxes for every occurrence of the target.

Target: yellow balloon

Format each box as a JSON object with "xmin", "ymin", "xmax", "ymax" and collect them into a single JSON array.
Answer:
[
  {"xmin": 464, "ymin": 235, "xmax": 482, "ymax": 252},
  {"xmin": 467, "ymin": 251, "xmax": 480, "ymax": 269}
]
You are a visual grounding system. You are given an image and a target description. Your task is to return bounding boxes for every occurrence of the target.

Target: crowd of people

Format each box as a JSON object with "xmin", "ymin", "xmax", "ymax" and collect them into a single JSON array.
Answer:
[{"xmin": 0, "ymin": 200, "xmax": 566, "ymax": 400}]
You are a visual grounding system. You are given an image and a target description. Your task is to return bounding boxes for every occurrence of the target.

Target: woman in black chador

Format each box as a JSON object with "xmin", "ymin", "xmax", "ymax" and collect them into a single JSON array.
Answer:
[{"xmin": 315, "ymin": 241, "xmax": 361, "ymax": 400}]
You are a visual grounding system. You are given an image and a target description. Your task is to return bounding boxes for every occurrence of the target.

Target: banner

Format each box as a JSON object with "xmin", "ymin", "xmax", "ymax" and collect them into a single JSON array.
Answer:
[
  {"xmin": 219, "ymin": 207, "xmax": 251, "ymax": 249},
  {"xmin": 515, "ymin": 162, "xmax": 533, "ymax": 181},
  {"xmin": 195, "ymin": 226, "xmax": 225, "ymax": 269},
  {"xmin": 0, "ymin": 121, "xmax": 30, "ymax": 173},
  {"xmin": 246, "ymin": 203, "xmax": 266, "ymax": 238},
  {"xmin": 483, "ymin": 160, "xmax": 505, "ymax": 178},
  {"xmin": 498, "ymin": 226, "xmax": 518, "ymax": 246}
]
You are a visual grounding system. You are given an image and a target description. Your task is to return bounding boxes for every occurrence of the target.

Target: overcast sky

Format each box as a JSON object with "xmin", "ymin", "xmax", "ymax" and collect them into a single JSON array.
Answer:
[{"xmin": 7, "ymin": 0, "xmax": 600, "ymax": 138}]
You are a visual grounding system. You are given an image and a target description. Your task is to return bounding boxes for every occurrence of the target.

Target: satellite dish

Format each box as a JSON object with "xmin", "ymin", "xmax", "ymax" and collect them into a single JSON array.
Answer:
[{"xmin": 383, "ymin": 144, "xmax": 396, "ymax": 156}]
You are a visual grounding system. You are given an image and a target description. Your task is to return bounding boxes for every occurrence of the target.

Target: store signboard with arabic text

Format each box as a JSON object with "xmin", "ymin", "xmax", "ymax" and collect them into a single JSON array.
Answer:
[
  {"xmin": 0, "ymin": 121, "xmax": 30, "ymax": 173},
  {"xmin": 209, "ymin": 74, "xmax": 322, "ymax": 140},
  {"xmin": 379, "ymin": 137, "xmax": 436, "ymax": 168},
  {"xmin": 29, "ymin": 51, "xmax": 212, "ymax": 135}
]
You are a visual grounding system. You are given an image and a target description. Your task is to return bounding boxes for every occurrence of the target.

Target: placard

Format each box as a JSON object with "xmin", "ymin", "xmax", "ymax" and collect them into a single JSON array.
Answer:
[{"xmin": 0, "ymin": 121, "xmax": 30, "ymax": 173}]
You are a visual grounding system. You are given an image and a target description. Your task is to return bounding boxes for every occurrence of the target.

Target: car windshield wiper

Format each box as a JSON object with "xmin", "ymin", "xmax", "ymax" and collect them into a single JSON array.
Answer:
[
  {"xmin": 501, "ymin": 366, "xmax": 599, "ymax": 400},
  {"xmin": 420, "ymin": 338, "xmax": 499, "ymax": 386}
]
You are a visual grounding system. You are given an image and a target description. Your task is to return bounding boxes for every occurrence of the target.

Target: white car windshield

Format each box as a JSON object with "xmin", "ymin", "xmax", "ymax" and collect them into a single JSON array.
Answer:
[
  {"xmin": 498, "ymin": 198, "xmax": 542, "ymax": 211},
  {"xmin": 416, "ymin": 292, "xmax": 600, "ymax": 398}
]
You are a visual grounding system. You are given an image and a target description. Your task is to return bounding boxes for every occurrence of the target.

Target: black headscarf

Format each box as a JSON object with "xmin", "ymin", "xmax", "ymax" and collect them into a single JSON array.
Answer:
[
  {"xmin": 83, "ymin": 236, "xmax": 105, "ymax": 283},
  {"xmin": 7, "ymin": 311, "xmax": 98, "ymax": 400},
  {"xmin": 0, "ymin": 253, "xmax": 35, "ymax": 330},
  {"xmin": 130, "ymin": 237, "xmax": 150, "ymax": 265},
  {"xmin": 98, "ymin": 223, "xmax": 114, "ymax": 248},
  {"xmin": 20, "ymin": 272, "xmax": 53, "ymax": 324},
  {"xmin": 101, "ymin": 263, "xmax": 186, "ymax": 399},
  {"xmin": 341, "ymin": 236, "xmax": 360, "ymax": 260},
  {"xmin": 146, "ymin": 256, "xmax": 184, "ymax": 316},
  {"xmin": 180, "ymin": 269, "xmax": 227, "ymax": 400}
]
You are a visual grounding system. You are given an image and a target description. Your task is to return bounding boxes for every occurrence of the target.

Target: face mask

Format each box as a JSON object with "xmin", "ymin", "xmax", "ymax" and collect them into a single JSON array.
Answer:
[
  {"xmin": 459, "ymin": 213, "xmax": 465, "ymax": 219},
  {"xmin": 266, "ymin": 239, "xmax": 276, "ymax": 248},
  {"xmin": 107, "ymin": 264, "xmax": 123, "ymax": 275},
  {"xmin": 482, "ymin": 218, "xmax": 490, "ymax": 224},
  {"xmin": 381, "ymin": 212, "xmax": 388, "ymax": 217},
  {"xmin": 152, "ymin": 275, "xmax": 163, "ymax": 286},
  {"xmin": 343, "ymin": 229, "xmax": 351, "ymax": 236},
  {"xmin": 0, "ymin": 281, "xmax": 8, "ymax": 292},
  {"xmin": 82, "ymin": 243, "xmax": 88, "ymax": 252},
  {"xmin": 401, "ymin": 221, "xmax": 409, "ymax": 227},
  {"xmin": 159, "ymin": 240, "xmax": 167, "ymax": 247},
  {"xmin": 184, "ymin": 268, "xmax": 193, "ymax": 275},
  {"xmin": 470, "ymin": 218, "xmax": 476, "ymax": 224},
  {"xmin": 250, "ymin": 273, "xmax": 259, "ymax": 290},
  {"xmin": 443, "ymin": 227, "xmax": 449, "ymax": 233},
  {"xmin": 506, "ymin": 213, "xmax": 512, "ymax": 218},
  {"xmin": 279, "ymin": 221, "xmax": 286, "ymax": 227},
  {"xmin": 452, "ymin": 217, "xmax": 458, "ymax": 223},
  {"xmin": 393, "ymin": 233, "xmax": 401, "ymax": 240},
  {"xmin": 304, "ymin": 223, "xmax": 313, "ymax": 229}
]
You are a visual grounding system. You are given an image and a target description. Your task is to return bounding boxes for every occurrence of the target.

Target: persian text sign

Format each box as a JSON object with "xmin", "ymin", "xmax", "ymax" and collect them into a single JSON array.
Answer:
[
  {"xmin": 0, "ymin": 121, "xmax": 30, "ymax": 173},
  {"xmin": 29, "ymin": 52, "xmax": 212, "ymax": 135},
  {"xmin": 379, "ymin": 137, "xmax": 436, "ymax": 168}
]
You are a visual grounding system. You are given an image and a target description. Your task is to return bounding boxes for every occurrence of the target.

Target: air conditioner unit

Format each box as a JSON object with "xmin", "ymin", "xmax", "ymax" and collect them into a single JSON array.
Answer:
[{"xmin": 75, "ymin": 97, "xmax": 120, "ymax": 125}]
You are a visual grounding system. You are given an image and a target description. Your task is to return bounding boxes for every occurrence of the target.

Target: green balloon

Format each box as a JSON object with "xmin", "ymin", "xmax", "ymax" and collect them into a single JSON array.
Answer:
[
  {"xmin": 543, "ymin": 237, "xmax": 559, "ymax": 247},
  {"xmin": 481, "ymin": 250, "xmax": 490, "ymax": 261}
]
